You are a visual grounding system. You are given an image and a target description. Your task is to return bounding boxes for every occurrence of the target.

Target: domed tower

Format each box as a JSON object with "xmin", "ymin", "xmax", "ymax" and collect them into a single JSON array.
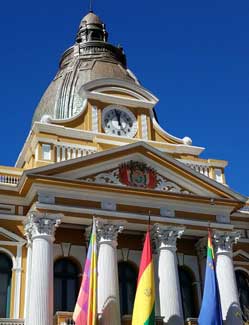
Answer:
[
  {"xmin": 16, "ymin": 10, "xmax": 212, "ymax": 176},
  {"xmin": 32, "ymin": 11, "xmax": 137, "ymax": 123}
]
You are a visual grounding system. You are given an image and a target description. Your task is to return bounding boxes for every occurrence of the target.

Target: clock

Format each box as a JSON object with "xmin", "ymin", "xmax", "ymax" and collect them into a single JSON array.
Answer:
[{"xmin": 102, "ymin": 106, "xmax": 137, "ymax": 138}]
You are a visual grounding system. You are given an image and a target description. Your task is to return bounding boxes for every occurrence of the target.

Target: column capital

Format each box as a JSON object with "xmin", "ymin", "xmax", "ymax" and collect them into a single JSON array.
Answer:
[
  {"xmin": 96, "ymin": 219, "xmax": 125, "ymax": 247},
  {"xmin": 24, "ymin": 211, "xmax": 62, "ymax": 242},
  {"xmin": 213, "ymin": 231, "xmax": 241, "ymax": 254},
  {"xmin": 152, "ymin": 224, "xmax": 185, "ymax": 252}
]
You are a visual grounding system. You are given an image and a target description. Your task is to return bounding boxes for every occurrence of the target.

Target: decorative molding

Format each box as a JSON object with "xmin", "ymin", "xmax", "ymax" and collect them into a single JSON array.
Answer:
[
  {"xmin": 152, "ymin": 225, "xmax": 185, "ymax": 252},
  {"xmin": 84, "ymin": 163, "xmax": 194, "ymax": 195},
  {"xmin": 0, "ymin": 204, "xmax": 15, "ymax": 215},
  {"xmin": 61, "ymin": 243, "xmax": 71, "ymax": 257},
  {"xmin": 24, "ymin": 212, "xmax": 62, "ymax": 240},
  {"xmin": 141, "ymin": 114, "xmax": 148, "ymax": 140},
  {"xmin": 213, "ymin": 231, "xmax": 241, "ymax": 253},
  {"xmin": 96, "ymin": 219, "xmax": 125, "ymax": 246},
  {"xmin": 92, "ymin": 106, "xmax": 99, "ymax": 133}
]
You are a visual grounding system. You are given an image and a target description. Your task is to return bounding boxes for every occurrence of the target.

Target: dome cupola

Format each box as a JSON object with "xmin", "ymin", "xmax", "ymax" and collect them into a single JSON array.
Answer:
[
  {"xmin": 76, "ymin": 11, "xmax": 108, "ymax": 43},
  {"xmin": 32, "ymin": 11, "xmax": 138, "ymax": 124}
]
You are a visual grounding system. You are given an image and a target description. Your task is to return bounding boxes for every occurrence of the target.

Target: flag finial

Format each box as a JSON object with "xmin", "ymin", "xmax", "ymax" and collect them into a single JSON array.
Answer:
[{"xmin": 89, "ymin": 0, "xmax": 93, "ymax": 12}]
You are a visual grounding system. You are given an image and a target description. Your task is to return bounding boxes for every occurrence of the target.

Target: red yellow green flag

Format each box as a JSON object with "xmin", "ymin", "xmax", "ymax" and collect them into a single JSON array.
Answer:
[{"xmin": 132, "ymin": 230, "xmax": 155, "ymax": 325}]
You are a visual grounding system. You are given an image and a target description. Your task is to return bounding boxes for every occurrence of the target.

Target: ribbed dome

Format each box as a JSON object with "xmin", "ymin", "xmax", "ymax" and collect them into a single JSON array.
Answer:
[{"xmin": 32, "ymin": 12, "xmax": 138, "ymax": 124}]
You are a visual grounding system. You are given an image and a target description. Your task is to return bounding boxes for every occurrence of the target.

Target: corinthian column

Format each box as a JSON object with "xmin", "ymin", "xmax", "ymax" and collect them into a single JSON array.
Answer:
[
  {"xmin": 152, "ymin": 225, "xmax": 185, "ymax": 325},
  {"xmin": 214, "ymin": 231, "xmax": 243, "ymax": 325},
  {"xmin": 24, "ymin": 212, "xmax": 61, "ymax": 325},
  {"xmin": 96, "ymin": 219, "xmax": 124, "ymax": 325}
]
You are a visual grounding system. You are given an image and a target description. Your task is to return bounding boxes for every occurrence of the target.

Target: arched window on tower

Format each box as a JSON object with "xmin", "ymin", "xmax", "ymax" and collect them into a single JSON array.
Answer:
[
  {"xmin": 0, "ymin": 253, "xmax": 12, "ymax": 318},
  {"xmin": 118, "ymin": 261, "xmax": 138, "ymax": 316},
  {"xmin": 178, "ymin": 266, "xmax": 198, "ymax": 320},
  {"xmin": 235, "ymin": 269, "xmax": 249, "ymax": 321},
  {"xmin": 54, "ymin": 258, "xmax": 80, "ymax": 313}
]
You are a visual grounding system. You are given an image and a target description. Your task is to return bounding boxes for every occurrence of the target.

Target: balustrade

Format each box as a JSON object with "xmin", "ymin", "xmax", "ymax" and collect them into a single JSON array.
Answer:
[
  {"xmin": 55, "ymin": 145, "xmax": 97, "ymax": 162},
  {"xmin": 0, "ymin": 174, "xmax": 20, "ymax": 185}
]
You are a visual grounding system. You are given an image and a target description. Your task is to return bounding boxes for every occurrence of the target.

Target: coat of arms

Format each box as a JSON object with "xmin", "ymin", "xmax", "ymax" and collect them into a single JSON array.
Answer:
[{"xmin": 119, "ymin": 161, "xmax": 157, "ymax": 189}]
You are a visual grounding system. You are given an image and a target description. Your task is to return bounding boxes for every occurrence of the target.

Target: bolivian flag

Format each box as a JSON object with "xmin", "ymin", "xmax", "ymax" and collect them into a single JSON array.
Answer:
[{"xmin": 132, "ymin": 230, "xmax": 155, "ymax": 325}]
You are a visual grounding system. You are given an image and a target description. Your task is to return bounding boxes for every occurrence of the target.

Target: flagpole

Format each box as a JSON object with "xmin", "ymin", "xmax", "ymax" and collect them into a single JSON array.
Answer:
[
  {"xmin": 148, "ymin": 209, "xmax": 151, "ymax": 232},
  {"xmin": 89, "ymin": 0, "xmax": 93, "ymax": 12}
]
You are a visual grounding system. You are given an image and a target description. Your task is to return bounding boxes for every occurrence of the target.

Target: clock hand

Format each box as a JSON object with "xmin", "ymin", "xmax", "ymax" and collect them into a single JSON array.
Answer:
[{"xmin": 115, "ymin": 110, "xmax": 122, "ymax": 126}]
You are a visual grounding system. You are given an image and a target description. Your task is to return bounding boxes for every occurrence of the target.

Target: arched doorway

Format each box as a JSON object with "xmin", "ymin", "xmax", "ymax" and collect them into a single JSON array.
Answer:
[
  {"xmin": 179, "ymin": 266, "xmax": 198, "ymax": 319},
  {"xmin": 0, "ymin": 253, "xmax": 12, "ymax": 318},
  {"xmin": 54, "ymin": 258, "xmax": 80, "ymax": 312},
  {"xmin": 235, "ymin": 269, "xmax": 249, "ymax": 321},
  {"xmin": 118, "ymin": 261, "xmax": 138, "ymax": 316}
]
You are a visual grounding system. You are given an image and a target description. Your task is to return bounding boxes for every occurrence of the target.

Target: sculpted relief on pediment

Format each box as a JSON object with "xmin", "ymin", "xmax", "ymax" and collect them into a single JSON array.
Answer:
[{"xmin": 81, "ymin": 161, "xmax": 194, "ymax": 195}]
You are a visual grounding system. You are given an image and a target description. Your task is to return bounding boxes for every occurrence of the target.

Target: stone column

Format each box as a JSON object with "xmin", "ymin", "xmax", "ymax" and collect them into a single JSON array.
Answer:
[
  {"xmin": 96, "ymin": 219, "xmax": 124, "ymax": 325},
  {"xmin": 152, "ymin": 225, "xmax": 185, "ymax": 325},
  {"xmin": 23, "ymin": 231, "xmax": 32, "ymax": 322},
  {"xmin": 213, "ymin": 231, "xmax": 243, "ymax": 325},
  {"xmin": 24, "ymin": 212, "xmax": 61, "ymax": 325},
  {"xmin": 195, "ymin": 237, "xmax": 207, "ymax": 290}
]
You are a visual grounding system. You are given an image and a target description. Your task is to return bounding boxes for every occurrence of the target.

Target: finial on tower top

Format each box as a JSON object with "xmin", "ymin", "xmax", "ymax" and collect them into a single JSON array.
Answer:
[{"xmin": 89, "ymin": 0, "xmax": 93, "ymax": 13}]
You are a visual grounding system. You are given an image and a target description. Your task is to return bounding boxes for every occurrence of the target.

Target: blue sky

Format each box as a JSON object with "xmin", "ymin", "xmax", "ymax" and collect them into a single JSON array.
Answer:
[{"xmin": 0, "ymin": 0, "xmax": 248, "ymax": 196}]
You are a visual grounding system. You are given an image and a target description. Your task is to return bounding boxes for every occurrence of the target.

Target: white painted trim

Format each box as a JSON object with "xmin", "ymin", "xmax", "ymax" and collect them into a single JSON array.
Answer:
[
  {"xmin": 81, "ymin": 78, "xmax": 159, "ymax": 104},
  {"xmin": 0, "ymin": 247, "xmax": 16, "ymax": 268},
  {"xmin": 0, "ymin": 204, "xmax": 15, "ymax": 214},
  {"xmin": 15, "ymin": 122, "xmax": 205, "ymax": 167},
  {"xmin": 233, "ymin": 250, "xmax": 249, "ymax": 260},
  {"xmin": 35, "ymin": 202, "xmax": 234, "ymax": 231},
  {"xmin": 49, "ymin": 98, "xmax": 88, "ymax": 124},
  {"xmin": 150, "ymin": 110, "xmax": 189, "ymax": 145},
  {"xmin": 0, "ymin": 214, "xmax": 24, "ymax": 221},
  {"xmin": 13, "ymin": 245, "xmax": 22, "ymax": 318},
  {"xmin": 95, "ymin": 86, "xmax": 145, "ymax": 100},
  {"xmin": 24, "ymin": 244, "xmax": 32, "ymax": 319},
  {"xmin": 234, "ymin": 266, "xmax": 249, "ymax": 275},
  {"xmin": 0, "ymin": 227, "xmax": 26, "ymax": 243}
]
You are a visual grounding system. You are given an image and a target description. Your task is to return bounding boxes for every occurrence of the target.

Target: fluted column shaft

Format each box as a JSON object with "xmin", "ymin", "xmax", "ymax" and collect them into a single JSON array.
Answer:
[
  {"xmin": 152, "ymin": 225, "xmax": 185, "ymax": 325},
  {"xmin": 96, "ymin": 220, "xmax": 124, "ymax": 325},
  {"xmin": 24, "ymin": 213, "xmax": 61, "ymax": 325},
  {"xmin": 214, "ymin": 231, "xmax": 243, "ymax": 325},
  {"xmin": 24, "ymin": 239, "xmax": 32, "ymax": 321}
]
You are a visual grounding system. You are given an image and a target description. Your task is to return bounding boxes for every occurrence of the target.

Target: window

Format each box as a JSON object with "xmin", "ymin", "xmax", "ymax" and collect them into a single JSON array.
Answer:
[
  {"xmin": 118, "ymin": 261, "xmax": 138, "ymax": 316},
  {"xmin": 54, "ymin": 258, "xmax": 80, "ymax": 312},
  {"xmin": 235, "ymin": 270, "xmax": 249, "ymax": 321},
  {"xmin": 0, "ymin": 253, "xmax": 12, "ymax": 318},
  {"xmin": 179, "ymin": 266, "xmax": 198, "ymax": 319},
  {"xmin": 42, "ymin": 144, "xmax": 51, "ymax": 160}
]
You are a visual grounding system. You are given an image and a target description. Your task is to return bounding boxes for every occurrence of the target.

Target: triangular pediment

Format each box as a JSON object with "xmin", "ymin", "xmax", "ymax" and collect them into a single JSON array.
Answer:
[{"xmin": 24, "ymin": 142, "xmax": 246, "ymax": 202}]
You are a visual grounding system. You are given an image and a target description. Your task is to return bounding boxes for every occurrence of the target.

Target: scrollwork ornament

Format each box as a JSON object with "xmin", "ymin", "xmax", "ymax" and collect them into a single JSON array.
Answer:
[
  {"xmin": 24, "ymin": 212, "xmax": 62, "ymax": 240},
  {"xmin": 213, "ymin": 231, "xmax": 241, "ymax": 254},
  {"xmin": 152, "ymin": 224, "xmax": 185, "ymax": 252},
  {"xmin": 96, "ymin": 219, "xmax": 125, "ymax": 246}
]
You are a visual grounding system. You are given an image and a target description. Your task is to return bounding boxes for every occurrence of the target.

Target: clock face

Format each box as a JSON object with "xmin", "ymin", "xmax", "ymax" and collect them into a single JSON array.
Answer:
[{"xmin": 102, "ymin": 106, "xmax": 137, "ymax": 138}]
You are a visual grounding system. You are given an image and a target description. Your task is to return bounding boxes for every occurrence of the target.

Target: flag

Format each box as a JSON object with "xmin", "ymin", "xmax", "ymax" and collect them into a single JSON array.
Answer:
[
  {"xmin": 73, "ymin": 219, "xmax": 97, "ymax": 325},
  {"xmin": 132, "ymin": 230, "xmax": 155, "ymax": 325},
  {"xmin": 198, "ymin": 230, "xmax": 223, "ymax": 325}
]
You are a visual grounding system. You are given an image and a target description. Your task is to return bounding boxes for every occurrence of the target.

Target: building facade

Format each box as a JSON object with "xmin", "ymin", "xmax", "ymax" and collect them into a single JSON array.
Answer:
[{"xmin": 0, "ymin": 10, "xmax": 249, "ymax": 325}]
